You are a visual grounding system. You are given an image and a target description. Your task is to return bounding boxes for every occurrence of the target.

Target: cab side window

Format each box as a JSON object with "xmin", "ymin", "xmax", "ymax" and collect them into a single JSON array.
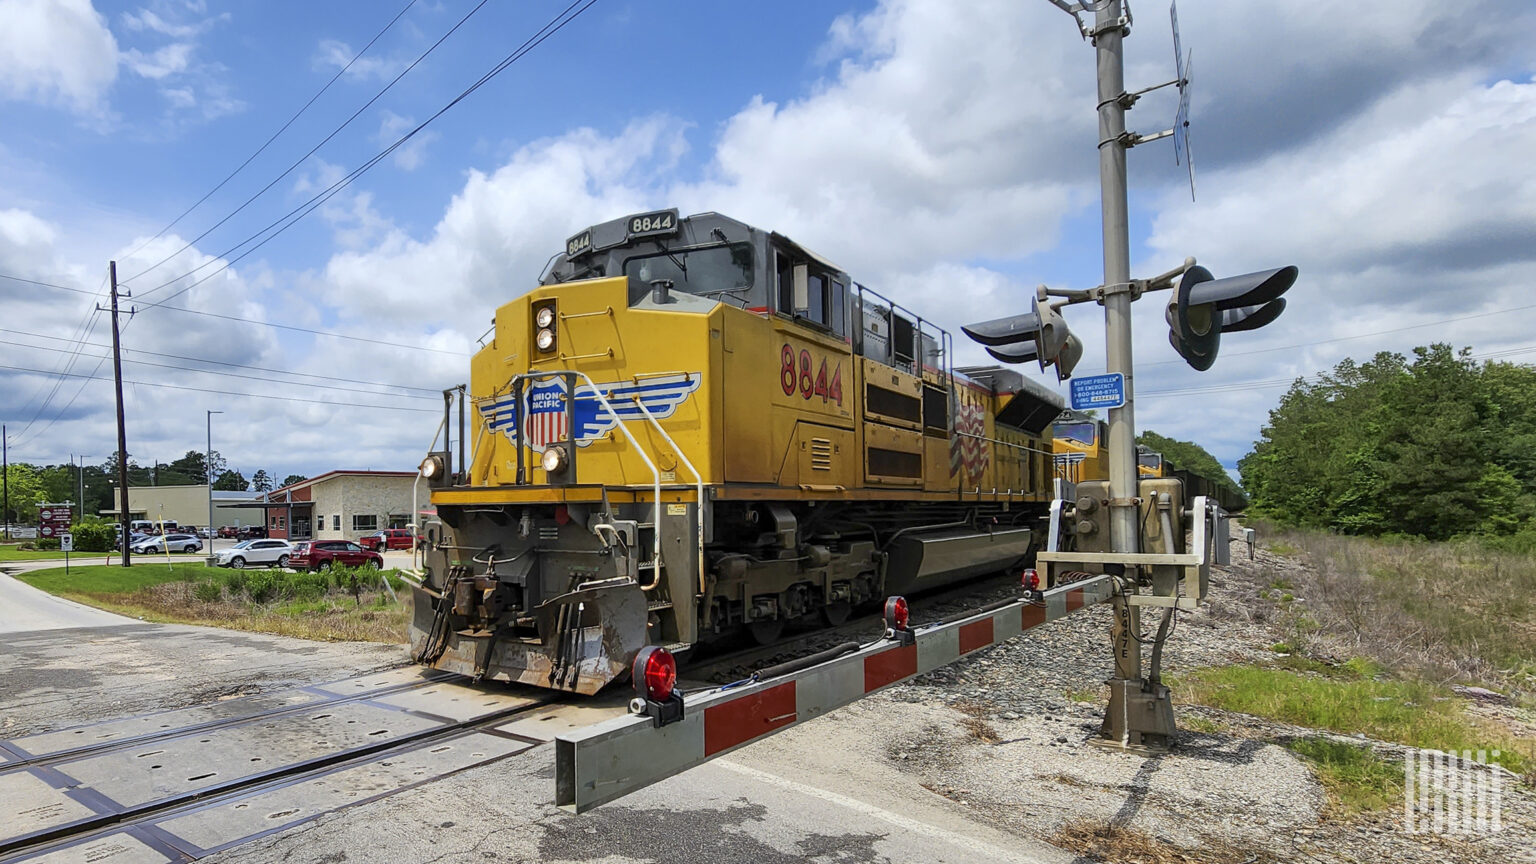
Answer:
[{"xmin": 775, "ymin": 247, "xmax": 847, "ymax": 339}]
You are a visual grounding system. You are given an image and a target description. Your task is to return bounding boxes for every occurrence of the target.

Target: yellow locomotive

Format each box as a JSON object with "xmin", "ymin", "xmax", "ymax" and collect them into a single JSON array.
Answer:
[{"xmin": 412, "ymin": 209, "xmax": 1065, "ymax": 693}]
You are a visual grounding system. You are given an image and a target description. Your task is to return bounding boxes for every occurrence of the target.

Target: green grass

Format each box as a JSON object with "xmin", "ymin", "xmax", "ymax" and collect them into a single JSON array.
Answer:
[
  {"xmin": 0, "ymin": 545, "xmax": 82, "ymax": 561},
  {"xmin": 17, "ymin": 563, "xmax": 208, "ymax": 594},
  {"xmin": 1175, "ymin": 663, "xmax": 1532, "ymax": 775},
  {"xmin": 1285, "ymin": 738, "xmax": 1403, "ymax": 814}
]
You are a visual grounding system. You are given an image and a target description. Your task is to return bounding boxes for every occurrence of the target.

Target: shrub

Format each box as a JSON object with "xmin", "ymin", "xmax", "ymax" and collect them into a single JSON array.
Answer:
[
  {"xmin": 69, "ymin": 521, "xmax": 117, "ymax": 553},
  {"xmin": 193, "ymin": 580, "xmax": 223, "ymax": 603},
  {"xmin": 243, "ymin": 569, "xmax": 282, "ymax": 603},
  {"xmin": 37, "ymin": 538, "xmax": 60, "ymax": 551}
]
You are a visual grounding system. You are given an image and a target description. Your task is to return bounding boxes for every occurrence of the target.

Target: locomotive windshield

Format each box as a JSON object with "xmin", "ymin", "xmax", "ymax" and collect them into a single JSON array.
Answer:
[
  {"xmin": 1056, "ymin": 421, "xmax": 1097, "ymax": 446},
  {"xmin": 622, "ymin": 243, "xmax": 755, "ymax": 302},
  {"xmin": 1138, "ymin": 451, "xmax": 1163, "ymax": 470}
]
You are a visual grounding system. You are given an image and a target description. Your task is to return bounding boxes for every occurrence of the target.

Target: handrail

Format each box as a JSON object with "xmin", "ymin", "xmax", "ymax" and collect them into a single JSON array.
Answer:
[
  {"xmin": 629, "ymin": 396, "xmax": 707, "ymax": 597},
  {"xmin": 511, "ymin": 369, "xmax": 663, "ymax": 589}
]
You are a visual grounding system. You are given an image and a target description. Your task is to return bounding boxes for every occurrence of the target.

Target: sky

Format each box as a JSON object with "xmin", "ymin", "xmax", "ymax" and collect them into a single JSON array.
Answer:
[{"xmin": 1, "ymin": 0, "xmax": 1532, "ymax": 488}]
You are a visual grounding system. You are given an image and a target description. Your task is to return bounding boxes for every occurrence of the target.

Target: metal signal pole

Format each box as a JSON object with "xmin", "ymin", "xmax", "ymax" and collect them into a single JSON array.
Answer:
[
  {"xmin": 107, "ymin": 262, "xmax": 133, "ymax": 567},
  {"xmin": 1085, "ymin": 0, "xmax": 1170, "ymax": 750}
]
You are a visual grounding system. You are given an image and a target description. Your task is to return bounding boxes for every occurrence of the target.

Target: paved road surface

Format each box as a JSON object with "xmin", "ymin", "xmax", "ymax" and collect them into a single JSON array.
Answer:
[{"xmin": 0, "ymin": 567, "xmax": 133, "ymax": 634}]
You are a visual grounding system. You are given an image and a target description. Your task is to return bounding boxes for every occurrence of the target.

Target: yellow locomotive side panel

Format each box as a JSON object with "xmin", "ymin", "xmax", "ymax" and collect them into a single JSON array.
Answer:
[{"xmin": 719, "ymin": 308, "xmax": 855, "ymax": 486}]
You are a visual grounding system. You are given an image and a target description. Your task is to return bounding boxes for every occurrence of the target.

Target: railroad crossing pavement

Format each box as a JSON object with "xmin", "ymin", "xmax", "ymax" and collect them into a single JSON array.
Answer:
[{"xmin": 2, "ymin": 620, "xmax": 1075, "ymax": 863}]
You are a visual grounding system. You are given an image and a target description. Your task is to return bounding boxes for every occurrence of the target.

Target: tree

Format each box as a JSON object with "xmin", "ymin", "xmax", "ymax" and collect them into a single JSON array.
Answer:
[
  {"xmin": 1137, "ymin": 430, "xmax": 1243, "ymax": 500},
  {"xmin": 213, "ymin": 470, "xmax": 248, "ymax": 492},
  {"xmin": 2, "ymin": 464, "xmax": 46, "ymax": 524},
  {"xmin": 282, "ymin": 474, "xmax": 307, "ymax": 487},
  {"xmin": 251, "ymin": 469, "xmax": 272, "ymax": 493}
]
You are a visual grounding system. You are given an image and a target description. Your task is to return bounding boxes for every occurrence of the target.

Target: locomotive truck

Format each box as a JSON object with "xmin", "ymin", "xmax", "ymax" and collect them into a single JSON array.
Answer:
[{"xmin": 411, "ymin": 208, "xmax": 1067, "ymax": 693}]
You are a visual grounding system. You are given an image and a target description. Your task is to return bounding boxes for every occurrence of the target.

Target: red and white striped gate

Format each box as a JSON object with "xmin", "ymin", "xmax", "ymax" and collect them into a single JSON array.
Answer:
[{"xmin": 555, "ymin": 574, "xmax": 1114, "ymax": 813}]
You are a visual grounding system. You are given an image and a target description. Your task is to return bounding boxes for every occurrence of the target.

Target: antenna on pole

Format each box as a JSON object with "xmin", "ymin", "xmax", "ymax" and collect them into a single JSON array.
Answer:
[{"xmin": 1171, "ymin": 0, "xmax": 1196, "ymax": 200}]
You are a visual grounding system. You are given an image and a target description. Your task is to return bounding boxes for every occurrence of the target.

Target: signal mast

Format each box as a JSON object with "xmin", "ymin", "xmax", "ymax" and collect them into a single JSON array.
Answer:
[{"xmin": 964, "ymin": 0, "xmax": 1298, "ymax": 749}]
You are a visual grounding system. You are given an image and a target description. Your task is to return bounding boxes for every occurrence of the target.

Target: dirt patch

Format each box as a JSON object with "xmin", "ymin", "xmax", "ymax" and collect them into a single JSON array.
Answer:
[{"xmin": 1054, "ymin": 819, "xmax": 1277, "ymax": 864}]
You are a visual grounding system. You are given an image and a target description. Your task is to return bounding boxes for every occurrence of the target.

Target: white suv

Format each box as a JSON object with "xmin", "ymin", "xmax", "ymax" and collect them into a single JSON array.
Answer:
[{"xmin": 214, "ymin": 539, "xmax": 296, "ymax": 569}]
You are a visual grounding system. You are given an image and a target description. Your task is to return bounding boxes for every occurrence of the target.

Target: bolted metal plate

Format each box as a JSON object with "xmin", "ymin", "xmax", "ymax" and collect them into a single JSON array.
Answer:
[
  {"xmin": 57, "ymin": 701, "xmax": 444, "ymax": 810},
  {"xmin": 9, "ymin": 690, "xmax": 325, "ymax": 760},
  {"xmin": 494, "ymin": 700, "xmax": 630, "ymax": 743},
  {"xmin": 153, "ymin": 731, "xmax": 532, "ymax": 856},
  {"xmin": 369, "ymin": 682, "xmax": 544, "ymax": 723}
]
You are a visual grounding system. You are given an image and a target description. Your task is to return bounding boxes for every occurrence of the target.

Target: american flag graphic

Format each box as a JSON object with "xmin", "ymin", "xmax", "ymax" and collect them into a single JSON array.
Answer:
[
  {"xmin": 525, "ymin": 383, "xmax": 569, "ymax": 450},
  {"xmin": 949, "ymin": 396, "xmax": 989, "ymax": 484}
]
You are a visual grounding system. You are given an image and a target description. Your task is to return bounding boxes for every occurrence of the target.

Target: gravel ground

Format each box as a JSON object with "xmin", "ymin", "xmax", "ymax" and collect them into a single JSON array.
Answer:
[{"xmin": 856, "ymin": 526, "xmax": 1536, "ymax": 864}]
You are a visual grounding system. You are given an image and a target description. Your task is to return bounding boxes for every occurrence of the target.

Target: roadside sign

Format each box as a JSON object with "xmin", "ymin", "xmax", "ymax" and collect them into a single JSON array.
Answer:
[
  {"xmin": 38, "ymin": 504, "xmax": 73, "ymax": 539},
  {"xmin": 1070, "ymin": 373, "xmax": 1126, "ymax": 411},
  {"xmin": 60, "ymin": 534, "xmax": 73, "ymax": 552}
]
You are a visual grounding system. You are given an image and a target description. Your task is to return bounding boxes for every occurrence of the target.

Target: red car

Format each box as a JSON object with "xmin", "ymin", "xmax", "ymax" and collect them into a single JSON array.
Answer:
[
  {"xmin": 288, "ymin": 540, "xmax": 383, "ymax": 571},
  {"xmin": 357, "ymin": 528, "xmax": 414, "ymax": 552}
]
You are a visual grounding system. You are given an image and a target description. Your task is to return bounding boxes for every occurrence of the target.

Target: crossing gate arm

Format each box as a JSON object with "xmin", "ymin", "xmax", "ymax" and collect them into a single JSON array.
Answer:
[{"xmin": 554, "ymin": 574, "xmax": 1115, "ymax": 812}]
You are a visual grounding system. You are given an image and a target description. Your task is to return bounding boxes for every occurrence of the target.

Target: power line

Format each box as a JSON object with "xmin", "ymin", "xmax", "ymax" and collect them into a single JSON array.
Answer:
[
  {"xmin": 0, "ymin": 339, "xmax": 440, "ymax": 401},
  {"xmin": 133, "ymin": 0, "xmax": 599, "ymax": 310},
  {"xmin": 0, "ymin": 362, "xmax": 437, "ymax": 413},
  {"xmin": 2, "ymin": 271, "xmax": 467, "ymax": 356},
  {"xmin": 0, "ymin": 327, "xmax": 444, "ymax": 393},
  {"xmin": 8, "ymin": 269, "xmax": 110, "ymax": 444},
  {"xmin": 120, "ymin": 0, "xmax": 421, "ymax": 264},
  {"xmin": 124, "ymin": 0, "xmax": 493, "ymax": 292}
]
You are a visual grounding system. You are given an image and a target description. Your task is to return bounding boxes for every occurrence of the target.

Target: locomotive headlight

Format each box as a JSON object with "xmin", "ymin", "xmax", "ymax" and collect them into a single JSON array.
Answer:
[
  {"xmin": 418, "ymin": 454, "xmax": 444, "ymax": 479},
  {"xmin": 535, "ymin": 328, "xmax": 556, "ymax": 351},
  {"xmin": 541, "ymin": 444, "xmax": 569, "ymax": 474},
  {"xmin": 534, "ymin": 306, "xmax": 555, "ymax": 328}
]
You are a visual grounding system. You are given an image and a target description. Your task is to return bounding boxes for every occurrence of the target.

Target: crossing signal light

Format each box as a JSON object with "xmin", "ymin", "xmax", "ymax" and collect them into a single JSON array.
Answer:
[
  {"xmin": 962, "ymin": 296, "xmax": 1082, "ymax": 381},
  {"xmin": 1166, "ymin": 264, "xmax": 1297, "ymax": 370}
]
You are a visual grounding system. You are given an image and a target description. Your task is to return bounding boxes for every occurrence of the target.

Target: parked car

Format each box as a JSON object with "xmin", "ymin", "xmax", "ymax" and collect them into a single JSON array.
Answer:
[
  {"xmin": 217, "ymin": 526, "xmax": 238, "ymax": 538},
  {"xmin": 118, "ymin": 531, "xmax": 150, "ymax": 551},
  {"xmin": 357, "ymin": 528, "xmax": 413, "ymax": 552},
  {"xmin": 214, "ymin": 539, "xmax": 296, "ymax": 569},
  {"xmin": 195, "ymin": 527, "xmax": 211, "ymax": 539},
  {"xmin": 132, "ymin": 533, "xmax": 203, "ymax": 554},
  {"xmin": 237, "ymin": 526, "xmax": 268, "ymax": 540},
  {"xmin": 288, "ymin": 540, "xmax": 382, "ymax": 571}
]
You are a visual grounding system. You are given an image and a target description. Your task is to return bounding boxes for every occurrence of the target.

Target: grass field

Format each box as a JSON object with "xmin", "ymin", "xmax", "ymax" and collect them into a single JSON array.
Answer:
[
  {"xmin": 0, "ymin": 544, "xmax": 90, "ymax": 562},
  {"xmin": 18, "ymin": 563, "xmax": 411, "ymax": 644}
]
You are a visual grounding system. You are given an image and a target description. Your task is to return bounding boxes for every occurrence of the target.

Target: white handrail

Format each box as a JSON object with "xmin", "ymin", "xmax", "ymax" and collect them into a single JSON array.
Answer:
[
  {"xmin": 556, "ymin": 370, "xmax": 663, "ymax": 587},
  {"xmin": 630, "ymin": 396, "xmax": 706, "ymax": 597}
]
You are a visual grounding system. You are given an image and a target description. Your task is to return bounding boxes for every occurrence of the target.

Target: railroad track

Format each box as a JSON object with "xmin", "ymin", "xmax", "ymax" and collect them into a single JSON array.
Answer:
[
  {"xmin": 0, "ymin": 667, "xmax": 627, "ymax": 863},
  {"xmin": 681, "ymin": 570, "xmax": 1029, "ymax": 688}
]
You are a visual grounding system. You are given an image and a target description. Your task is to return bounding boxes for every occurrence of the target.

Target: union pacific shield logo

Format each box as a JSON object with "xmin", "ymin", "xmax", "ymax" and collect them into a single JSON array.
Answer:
[
  {"xmin": 525, "ymin": 381, "xmax": 570, "ymax": 450},
  {"xmin": 480, "ymin": 373, "xmax": 702, "ymax": 451}
]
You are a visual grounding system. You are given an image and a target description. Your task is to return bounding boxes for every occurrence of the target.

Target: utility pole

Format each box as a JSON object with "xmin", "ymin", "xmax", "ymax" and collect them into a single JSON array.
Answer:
[
  {"xmin": 207, "ymin": 410, "xmax": 222, "ymax": 544},
  {"xmin": 3, "ymin": 424, "xmax": 9, "ymax": 541},
  {"xmin": 106, "ymin": 261, "xmax": 133, "ymax": 567},
  {"xmin": 77, "ymin": 455, "xmax": 89, "ymax": 515}
]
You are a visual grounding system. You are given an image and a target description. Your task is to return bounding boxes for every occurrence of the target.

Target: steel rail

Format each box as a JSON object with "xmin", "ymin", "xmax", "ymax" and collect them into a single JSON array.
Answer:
[
  {"xmin": 0, "ymin": 671, "xmax": 456, "ymax": 774},
  {"xmin": 0, "ymin": 690, "xmax": 561, "ymax": 860}
]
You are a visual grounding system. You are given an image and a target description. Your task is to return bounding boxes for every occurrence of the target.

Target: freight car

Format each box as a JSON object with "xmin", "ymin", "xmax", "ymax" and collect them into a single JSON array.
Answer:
[{"xmin": 411, "ymin": 209, "xmax": 1066, "ymax": 694}]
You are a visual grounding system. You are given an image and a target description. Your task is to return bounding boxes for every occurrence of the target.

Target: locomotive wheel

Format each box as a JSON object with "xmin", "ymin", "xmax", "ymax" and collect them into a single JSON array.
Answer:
[
  {"xmin": 748, "ymin": 619, "xmax": 784, "ymax": 645},
  {"xmin": 822, "ymin": 601, "xmax": 851, "ymax": 626}
]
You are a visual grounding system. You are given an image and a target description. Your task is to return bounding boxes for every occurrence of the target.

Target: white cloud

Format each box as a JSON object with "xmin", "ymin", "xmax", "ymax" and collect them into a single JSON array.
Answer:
[
  {"xmin": 0, "ymin": 0, "xmax": 118, "ymax": 115},
  {"xmin": 314, "ymin": 38, "xmax": 403, "ymax": 82},
  {"xmin": 122, "ymin": 41, "xmax": 192, "ymax": 79},
  {"xmin": 376, "ymin": 111, "xmax": 437, "ymax": 172}
]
